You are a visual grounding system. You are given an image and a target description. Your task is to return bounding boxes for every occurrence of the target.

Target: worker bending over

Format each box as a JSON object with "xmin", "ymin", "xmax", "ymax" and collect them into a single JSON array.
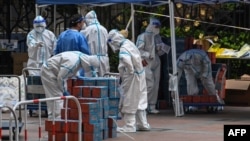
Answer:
[{"xmin": 40, "ymin": 51, "xmax": 99, "ymax": 119}]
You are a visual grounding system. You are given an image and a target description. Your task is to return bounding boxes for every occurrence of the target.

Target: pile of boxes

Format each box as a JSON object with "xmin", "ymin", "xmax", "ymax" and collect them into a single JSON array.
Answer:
[
  {"xmin": 45, "ymin": 77, "xmax": 121, "ymax": 141},
  {"xmin": 12, "ymin": 52, "xmax": 28, "ymax": 75},
  {"xmin": 225, "ymin": 74, "xmax": 250, "ymax": 106}
]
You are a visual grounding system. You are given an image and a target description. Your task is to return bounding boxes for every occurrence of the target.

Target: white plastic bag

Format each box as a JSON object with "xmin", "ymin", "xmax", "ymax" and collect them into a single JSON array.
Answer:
[{"xmin": 169, "ymin": 73, "xmax": 178, "ymax": 91}]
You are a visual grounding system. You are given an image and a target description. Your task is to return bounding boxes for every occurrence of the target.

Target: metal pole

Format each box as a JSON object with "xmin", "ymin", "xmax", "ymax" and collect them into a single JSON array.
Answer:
[
  {"xmin": 169, "ymin": 0, "xmax": 182, "ymax": 117},
  {"xmin": 131, "ymin": 4, "xmax": 135, "ymax": 42},
  {"xmin": 35, "ymin": 4, "xmax": 38, "ymax": 16},
  {"xmin": 54, "ymin": 5, "xmax": 56, "ymax": 35}
]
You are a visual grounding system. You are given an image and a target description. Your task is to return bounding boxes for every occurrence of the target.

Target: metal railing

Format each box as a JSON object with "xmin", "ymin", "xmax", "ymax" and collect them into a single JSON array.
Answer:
[{"xmin": 9, "ymin": 96, "xmax": 82, "ymax": 141}]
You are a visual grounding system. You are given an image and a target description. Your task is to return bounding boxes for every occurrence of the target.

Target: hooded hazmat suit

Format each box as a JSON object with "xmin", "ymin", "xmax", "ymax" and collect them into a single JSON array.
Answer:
[
  {"xmin": 81, "ymin": 10, "xmax": 110, "ymax": 77},
  {"xmin": 136, "ymin": 18, "xmax": 170, "ymax": 114},
  {"xmin": 40, "ymin": 51, "xmax": 99, "ymax": 119},
  {"xmin": 108, "ymin": 29, "xmax": 150, "ymax": 133},
  {"xmin": 26, "ymin": 15, "xmax": 57, "ymax": 75},
  {"xmin": 177, "ymin": 49, "xmax": 223, "ymax": 103}
]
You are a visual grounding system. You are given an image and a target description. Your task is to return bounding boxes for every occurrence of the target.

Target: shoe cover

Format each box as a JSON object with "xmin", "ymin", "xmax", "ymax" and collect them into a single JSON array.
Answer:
[
  {"xmin": 148, "ymin": 109, "xmax": 160, "ymax": 114},
  {"xmin": 42, "ymin": 134, "xmax": 48, "ymax": 139},
  {"xmin": 215, "ymin": 91, "xmax": 225, "ymax": 104},
  {"xmin": 117, "ymin": 126, "xmax": 136, "ymax": 133},
  {"xmin": 117, "ymin": 114, "xmax": 136, "ymax": 133},
  {"xmin": 137, "ymin": 124, "xmax": 151, "ymax": 131},
  {"xmin": 48, "ymin": 115, "xmax": 61, "ymax": 120},
  {"xmin": 148, "ymin": 105, "xmax": 160, "ymax": 114},
  {"xmin": 216, "ymin": 95, "xmax": 225, "ymax": 104},
  {"xmin": 136, "ymin": 110, "xmax": 151, "ymax": 131}
]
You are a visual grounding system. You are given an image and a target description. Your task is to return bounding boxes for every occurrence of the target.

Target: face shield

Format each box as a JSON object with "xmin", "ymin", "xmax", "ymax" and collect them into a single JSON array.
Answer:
[
  {"xmin": 149, "ymin": 18, "xmax": 161, "ymax": 35},
  {"xmin": 33, "ymin": 16, "xmax": 46, "ymax": 33},
  {"xmin": 108, "ymin": 29, "xmax": 125, "ymax": 53}
]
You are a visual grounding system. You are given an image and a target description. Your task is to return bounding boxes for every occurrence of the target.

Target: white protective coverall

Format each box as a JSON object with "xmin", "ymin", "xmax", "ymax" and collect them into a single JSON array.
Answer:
[
  {"xmin": 40, "ymin": 51, "xmax": 99, "ymax": 119},
  {"xmin": 177, "ymin": 49, "xmax": 223, "ymax": 103},
  {"xmin": 136, "ymin": 18, "xmax": 170, "ymax": 114},
  {"xmin": 81, "ymin": 10, "xmax": 110, "ymax": 77},
  {"xmin": 108, "ymin": 29, "xmax": 150, "ymax": 133},
  {"xmin": 26, "ymin": 15, "xmax": 57, "ymax": 75}
]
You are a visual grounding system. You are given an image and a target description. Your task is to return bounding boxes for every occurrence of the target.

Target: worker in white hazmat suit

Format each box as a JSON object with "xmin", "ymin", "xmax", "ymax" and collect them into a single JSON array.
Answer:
[
  {"xmin": 80, "ymin": 10, "xmax": 110, "ymax": 77},
  {"xmin": 177, "ymin": 49, "xmax": 224, "ymax": 110},
  {"xmin": 26, "ymin": 15, "xmax": 57, "ymax": 75},
  {"xmin": 136, "ymin": 18, "xmax": 170, "ymax": 114},
  {"xmin": 108, "ymin": 29, "xmax": 150, "ymax": 133},
  {"xmin": 40, "ymin": 51, "xmax": 99, "ymax": 119}
]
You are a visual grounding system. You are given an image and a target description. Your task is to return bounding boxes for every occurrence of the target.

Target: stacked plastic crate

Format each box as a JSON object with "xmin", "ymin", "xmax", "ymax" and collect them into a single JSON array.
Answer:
[
  {"xmin": 90, "ymin": 77, "xmax": 120, "ymax": 139},
  {"xmin": 44, "ymin": 77, "xmax": 120, "ymax": 141}
]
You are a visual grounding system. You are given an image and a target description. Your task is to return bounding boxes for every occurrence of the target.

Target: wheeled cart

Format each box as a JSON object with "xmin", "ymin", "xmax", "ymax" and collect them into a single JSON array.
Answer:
[
  {"xmin": 22, "ymin": 68, "xmax": 47, "ymax": 117},
  {"xmin": 183, "ymin": 102, "xmax": 224, "ymax": 113},
  {"xmin": 179, "ymin": 63, "xmax": 227, "ymax": 113}
]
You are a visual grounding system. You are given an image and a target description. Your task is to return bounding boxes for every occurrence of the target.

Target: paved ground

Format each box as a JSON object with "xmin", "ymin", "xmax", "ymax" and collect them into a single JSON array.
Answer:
[{"xmin": 1, "ymin": 106, "xmax": 250, "ymax": 141}]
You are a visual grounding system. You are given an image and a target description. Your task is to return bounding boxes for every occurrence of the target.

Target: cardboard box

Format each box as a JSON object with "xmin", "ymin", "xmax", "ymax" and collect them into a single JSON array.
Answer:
[
  {"xmin": 225, "ymin": 79, "xmax": 250, "ymax": 106},
  {"xmin": 241, "ymin": 74, "xmax": 250, "ymax": 81},
  {"xmin": 11, "ymin": 52, "xmax": 28, "ymax": 75}
]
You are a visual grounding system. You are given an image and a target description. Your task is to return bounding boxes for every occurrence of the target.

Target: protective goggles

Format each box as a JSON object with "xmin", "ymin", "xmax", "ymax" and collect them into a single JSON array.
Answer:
[
  {"xmin": 33, "ymin": 19, "xmax": 46, "ymax": 24},
  {"xmin": 152, "ymin": 21, "xmax": 161, "ymax": 28}
]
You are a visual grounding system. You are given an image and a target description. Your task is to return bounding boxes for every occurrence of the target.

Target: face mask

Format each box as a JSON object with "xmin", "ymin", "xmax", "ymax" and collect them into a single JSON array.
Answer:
[
  {"xmin": 35, "ymin": 26, "xmax": 45, "ymax": 33},
  {"xmin": 152, "ymin": 27, "xmax": 160, "ymax": 35}
]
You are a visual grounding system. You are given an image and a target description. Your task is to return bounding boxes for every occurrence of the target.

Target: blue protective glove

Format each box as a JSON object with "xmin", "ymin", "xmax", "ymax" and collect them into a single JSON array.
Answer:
[{"xmin": 63, "ymin": 91, "xmax": 70, "ymax": 96}]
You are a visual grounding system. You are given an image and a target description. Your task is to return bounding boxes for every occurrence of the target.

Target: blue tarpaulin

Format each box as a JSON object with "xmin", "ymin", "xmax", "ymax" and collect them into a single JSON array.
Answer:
[
  {"xmin": 36, "ymin": 0, "xmax": 166, "ymax": 6},
  {"xmin": 36, "ymin": 0, "xmax": 247, "ymax": 5}
]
